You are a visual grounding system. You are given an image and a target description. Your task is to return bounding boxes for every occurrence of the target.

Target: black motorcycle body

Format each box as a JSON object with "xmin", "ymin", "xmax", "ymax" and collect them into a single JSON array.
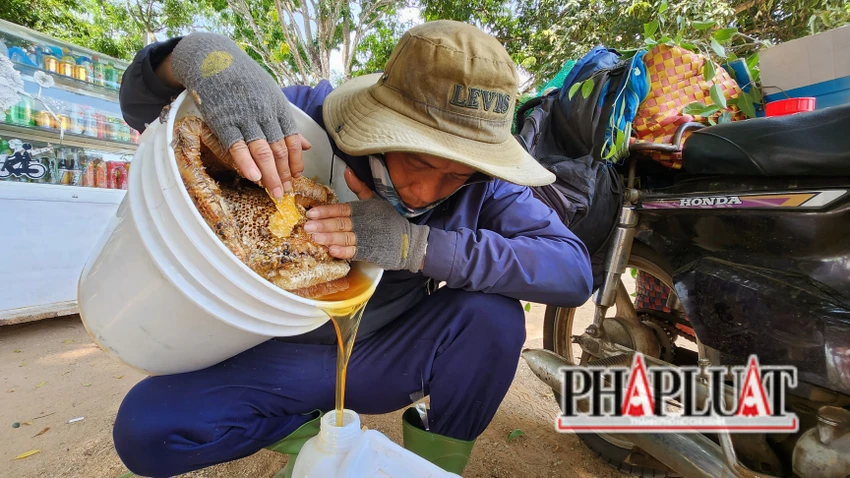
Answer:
[{"xmin": 635, "ymin": 104, "xmax": 850, "ymax": 396}]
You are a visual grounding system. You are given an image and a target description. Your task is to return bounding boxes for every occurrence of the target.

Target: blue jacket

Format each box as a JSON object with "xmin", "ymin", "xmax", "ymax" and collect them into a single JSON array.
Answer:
[{"xmin": 120, "ymin": 39, "xmax": 593, "ymax": 344}]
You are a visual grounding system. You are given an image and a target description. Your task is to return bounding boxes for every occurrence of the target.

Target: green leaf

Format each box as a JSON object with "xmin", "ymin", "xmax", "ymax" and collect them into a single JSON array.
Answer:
[
  {"xmin": 645, "ymin": 37, "xmax": 658, "ymax": 46},
  {"xmin": 703, "ymin": 61, "xmax": 716, "ymax": 82},
  {"xmin": 644, "ymin": 20, "xmax": 659, "ymax": 37},
  {"xmin": 708, "ymin": 116, "xmax": 717, "ymax": 125},
  {"xmin": 751, "ymin": 87, "xmax": 764, "ymax": 104},
  {"xmin": 581, "ymin": 78, "xmax": 595, "ymax": 99},
  {"xmin": 520, "ymin": 57, "xmax": 537, "ymax": 68},
  {"xmin": 746, "ymin": 53, "xmax": 760, "ymax": 71},
  {"xmin": 680, "ymin": 42, "xmax": 698, "ymax": 51},
  {"xmin": 713, "ymin": 28, "xmax": 738, "ymax": 43},
  {"xmin": 710, "ymin": 84, "xmax": 727, "ymax": 109},
  {"xmin": 692, "ymin": 20, "xmax": 716, "ymax": 30},
  {"xmin": 683, "ymin": 102, "xmax": 709, "ymax": 115},
  {"xmin": 674, "ymin": 31, "xmax": 683, "ymax": 45},
  {"xmin": 524, "ymin": 303, "xmax": 532, "ymax": 312},
  {"xmin": 737, "ymin": 92, "xmax": 757, "ymax": 118},
  {"xmin": 507, "ymin": 429, "xmax": 525, "ymax": 441},
  {"xmin": 710, "ymin": 38, "xmax": 726, "ymax": 58},
  {"xmin": 718, "ymin": 111, "xmax": 733, "ymax": 124},
  {"xmin": 658, "ymin": 0, "xmax": 668, "ymax": 14},
  {"xmin": 568, "ymin": 82, "xmax": 581, "ymax": 100},
  {"xmin": 660, "ymin": 35, "xmax": 672, "ymax": 45},
  {"xmin": 700, "ymin": 105, "xmax": 721, "ymax": 116},
  {"xmin": 629, "ymin": 268, "xmax": 638, "ymax": 279}
]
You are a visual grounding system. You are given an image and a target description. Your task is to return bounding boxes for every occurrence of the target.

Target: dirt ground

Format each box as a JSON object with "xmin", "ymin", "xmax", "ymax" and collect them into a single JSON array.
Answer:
[{"xmin": 1, "ymin": 300, "xmax": 625, "ymax": 478}]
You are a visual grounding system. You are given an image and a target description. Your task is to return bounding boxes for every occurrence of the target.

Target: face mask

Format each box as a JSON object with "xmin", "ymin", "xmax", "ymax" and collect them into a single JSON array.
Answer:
[{"xmin": 368, "ymin": 154, "xmax": 454, "ymax": 218}]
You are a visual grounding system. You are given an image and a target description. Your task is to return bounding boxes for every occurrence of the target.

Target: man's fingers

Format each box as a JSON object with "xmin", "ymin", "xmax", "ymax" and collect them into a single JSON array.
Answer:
[
  {"xmin": 305, "ymin": 203, "xmax": 352, "ymax": 219},
  {"xmin": 268, "ymin": 139, "xmax": 294, "ymax": 193},
  {"xmin": 310, "ymin": 232, "xmax": 357, "ymax": 247},
  {"xmin": 284, "ymin": 135, "xmax": 304, "ymax": 179},
  {"xmin": 328, "ymin": 245, "xmax": 356, "ymax": 260},
  {"xmin": 228, "ymin": 140, "xmax": 262, "ymax": 183},
  {"xmin": 247, "ymin": 139, "xmax": 283, "ymax": 199},
  {"xmin": 299, "ymin": 134, "xmax": 312, "ymax": 151},
  {"xmin": 344, "ymin": 168, "xmax": 373, "ymax": 201},
  {"xmin": 304, "ymin": 217, "xmax": 352, "ymax": 233}
]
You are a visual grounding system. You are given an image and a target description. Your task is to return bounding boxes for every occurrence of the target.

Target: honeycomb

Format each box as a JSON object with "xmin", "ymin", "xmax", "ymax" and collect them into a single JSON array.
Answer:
[{"xmin": 173, "ymin": 116, "xmax": 350, "ymax": 294}]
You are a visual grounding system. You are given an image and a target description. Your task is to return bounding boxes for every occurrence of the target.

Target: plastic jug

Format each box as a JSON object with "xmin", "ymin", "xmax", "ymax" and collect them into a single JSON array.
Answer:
[{"xmin": 292, "ymin": 410, "xmax": 459, "ymax": 478}]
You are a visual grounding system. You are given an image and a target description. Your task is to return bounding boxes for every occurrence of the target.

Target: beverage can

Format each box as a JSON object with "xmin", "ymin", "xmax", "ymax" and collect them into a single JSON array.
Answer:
[
  {"xmin": 94, "ymin": 158, "xmax": 108, "ymax": 188},
  {"xmin": 107, "ymin": 117, "xmax": 120, "ymax": 141},
  {"xmin": 92, "ymin": 59, "xmax": 105, "ymax": 86},
  {"xmin": 104, "ymin": 63, "xmax": 116, "ymax": 89},
  {"xmin": 95, "ymin": 112, "xmax": 107, "ymax": 139},
  {"xmin": 43, "ymin": 56, "xmax": 59, "ymax": 72},
  {"xmin": 119, "ymin": 122, "xmax": 131, "ymax": 142}
]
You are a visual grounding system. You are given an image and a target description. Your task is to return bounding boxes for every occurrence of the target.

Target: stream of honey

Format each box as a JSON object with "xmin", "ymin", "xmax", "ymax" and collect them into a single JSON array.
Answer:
[{"xmin": 312, "ymin": 267, "xmax": 375, "ymax": 427}]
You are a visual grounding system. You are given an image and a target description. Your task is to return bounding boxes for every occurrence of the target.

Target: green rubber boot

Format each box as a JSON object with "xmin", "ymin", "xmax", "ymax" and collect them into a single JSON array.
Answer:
[
  {"xmin": 402, "ymin": 408, "xmax": 475, "ymax": 476},
  {"xmin": 265, "ymin": 411, "xmax": 323, "ymax": 478}
]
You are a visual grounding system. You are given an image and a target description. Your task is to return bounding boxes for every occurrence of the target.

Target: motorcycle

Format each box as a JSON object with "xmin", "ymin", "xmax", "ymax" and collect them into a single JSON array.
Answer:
[{"xmin": 524, "ymin": 104, "xmax": 850, "ymax": 477}]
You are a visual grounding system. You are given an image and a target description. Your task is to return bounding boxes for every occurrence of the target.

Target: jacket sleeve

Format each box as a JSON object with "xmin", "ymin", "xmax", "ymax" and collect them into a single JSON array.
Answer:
[
  {"xmin": 422, "ymin": 181, "xmax": 593, "ymax": 307},
  {"xmin": 119, "ymin": 37, "xmax": 185, "ymax": 132}
]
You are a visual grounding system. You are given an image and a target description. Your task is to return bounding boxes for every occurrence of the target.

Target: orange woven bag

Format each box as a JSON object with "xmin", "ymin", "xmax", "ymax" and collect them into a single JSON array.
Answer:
[{"xmin": 632, "ymin": 45, "xmax": 744, "ymax": 169}]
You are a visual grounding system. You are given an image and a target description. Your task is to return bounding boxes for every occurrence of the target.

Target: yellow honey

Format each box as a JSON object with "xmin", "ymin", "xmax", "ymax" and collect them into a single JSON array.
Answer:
[{"xmin": 268, "ymin": 193, "xmax": 301, "ymax": 238}]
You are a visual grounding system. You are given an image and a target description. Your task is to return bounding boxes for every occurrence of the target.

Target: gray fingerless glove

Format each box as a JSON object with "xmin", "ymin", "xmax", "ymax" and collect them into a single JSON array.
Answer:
[
  {"xmin": 350, "ymin": 198, "xmax": 429, "ymax": 272},
  {"xmin": 171, "ymin": 33, "xmax": 297, "ymax": 150}
]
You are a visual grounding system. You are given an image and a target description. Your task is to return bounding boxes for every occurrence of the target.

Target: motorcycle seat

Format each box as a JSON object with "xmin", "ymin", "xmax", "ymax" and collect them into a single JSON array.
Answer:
[{"xmin": 681, "ymin": 103, "xmax": 850, "ymax": 176}]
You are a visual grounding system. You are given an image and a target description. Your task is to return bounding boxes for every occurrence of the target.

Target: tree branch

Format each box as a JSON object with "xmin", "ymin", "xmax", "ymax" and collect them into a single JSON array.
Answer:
[{"xmin": 274, "ymin": 0, "xmax": 314, "ymax": 83}]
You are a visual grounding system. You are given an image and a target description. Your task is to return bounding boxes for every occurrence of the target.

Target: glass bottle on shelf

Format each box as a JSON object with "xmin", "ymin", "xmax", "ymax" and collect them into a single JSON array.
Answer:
[
  {"xmin": 55, "ymin": 147, "xmax": 69, "ymax": 185},
  {"xmin": 9, "ymin": 96, "xmax": 33, "ymax": 127},
  {"xmin": 67, "ymin": 148, "xmax": 83, "ymax": 186},
  {"xmin": 59, "ymin": 47, "xmax": 75, "ymax": 77}
]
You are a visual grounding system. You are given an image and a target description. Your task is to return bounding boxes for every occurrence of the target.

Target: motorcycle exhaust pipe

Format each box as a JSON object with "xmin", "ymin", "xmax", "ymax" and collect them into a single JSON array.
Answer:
[{"xmin": 521, "ymin": 349, "xmax": 733, "ymax": 478}]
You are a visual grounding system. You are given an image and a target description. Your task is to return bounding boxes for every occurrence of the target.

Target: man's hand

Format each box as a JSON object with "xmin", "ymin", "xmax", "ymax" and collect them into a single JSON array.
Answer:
[
  {"xmin": 229, "ymin": 133, "xmax": 311, "ymax": 199},
  {"xmin": 168, "ymin": 33, "xmax": 305, "ymax": 199},
  {"xmin": 305, "ymin": 169, "xmax": 428, "ymax": 272}
]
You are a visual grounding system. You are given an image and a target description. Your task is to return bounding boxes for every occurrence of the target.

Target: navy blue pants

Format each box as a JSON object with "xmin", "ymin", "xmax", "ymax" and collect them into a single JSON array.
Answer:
[{"xmin": 113, "ymin": 288, "xmax": 525, "ymax": 477}]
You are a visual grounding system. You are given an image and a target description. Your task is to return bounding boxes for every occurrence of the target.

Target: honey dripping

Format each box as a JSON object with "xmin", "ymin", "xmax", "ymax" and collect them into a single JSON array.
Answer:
[{"xmin": 313, "ymin": 267, "xmax": 375, "ymax": 427}]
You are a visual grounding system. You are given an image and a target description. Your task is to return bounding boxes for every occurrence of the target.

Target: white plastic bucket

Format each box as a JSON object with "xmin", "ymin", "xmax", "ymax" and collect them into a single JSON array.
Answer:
[{"xmin": 78, "ymin": 91, "xmax": 382, "ymax": 375}]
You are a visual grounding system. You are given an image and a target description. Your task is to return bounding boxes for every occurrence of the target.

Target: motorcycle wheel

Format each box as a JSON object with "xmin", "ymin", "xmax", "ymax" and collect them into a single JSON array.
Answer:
[{"xmin": 543, "ymin": 242, "xmax": 680, "ymax": 478}]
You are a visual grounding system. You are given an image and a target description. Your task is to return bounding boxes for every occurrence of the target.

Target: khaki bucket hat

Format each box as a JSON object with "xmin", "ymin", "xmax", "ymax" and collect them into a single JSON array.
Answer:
[{"xmin": 322, "ymin": 20, "xmax": 555, "ymax": 187}]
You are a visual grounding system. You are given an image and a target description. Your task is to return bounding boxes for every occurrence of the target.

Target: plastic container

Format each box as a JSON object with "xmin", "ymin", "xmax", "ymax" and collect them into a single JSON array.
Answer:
[
  {"xmin": 78, "ymin": 91, "xmax": 381, "ymax": 375},
  {"xmin": 764, "ymin": 97, "xmax": 816, "ymax": 117},
  {"xmin": 293, "ymin": 410, "xmax": 459, "ymax": 478}
]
